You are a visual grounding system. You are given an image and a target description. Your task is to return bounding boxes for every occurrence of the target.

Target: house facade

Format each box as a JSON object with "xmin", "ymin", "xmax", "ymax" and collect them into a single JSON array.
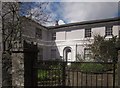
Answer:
[{"xmin": 21, "ymin": 17, "xmax": 120, "ymax": 62}]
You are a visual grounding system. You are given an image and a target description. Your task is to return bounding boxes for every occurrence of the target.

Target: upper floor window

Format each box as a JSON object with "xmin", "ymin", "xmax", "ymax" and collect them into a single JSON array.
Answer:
[
  {"xmin": 85, "ymin": 28, "xmax": 91, "ymax": 38},
  {"xmin": 51, "ymin": 49, "xmax": 56, "ymax": 59},
  {"xmin": 38, "ymin": 48, "xmax": 43, "ymax": 61},
  {"xmin": 52, "ymin": 33, "xmax": 56, "ymax": 40},
  {"xmin": 105, "ymin": 26, "xmax": 113, "ymax": 36},
  {"xmin": 118, "ymin": 30, "xmax": 120, "ymax": 37},
  {"xmin": 36, "ymin": 28, "xmax": 42, "ymax": 39},
  {"xmin": 84, "ymin": 48, "xmax": 92, "ymax": 60}
]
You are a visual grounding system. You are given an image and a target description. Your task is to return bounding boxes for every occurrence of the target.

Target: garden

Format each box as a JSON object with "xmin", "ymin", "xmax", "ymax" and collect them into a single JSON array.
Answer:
[{"xmin": 37, "ymin": 61, "xmax": 63, "ymax": 85}]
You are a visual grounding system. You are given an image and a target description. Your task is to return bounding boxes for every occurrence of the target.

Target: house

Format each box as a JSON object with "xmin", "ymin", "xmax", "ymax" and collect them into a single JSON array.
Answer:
[{"xmin": 21, "ymin": 17, "xmax": 120, "ymax": 62}]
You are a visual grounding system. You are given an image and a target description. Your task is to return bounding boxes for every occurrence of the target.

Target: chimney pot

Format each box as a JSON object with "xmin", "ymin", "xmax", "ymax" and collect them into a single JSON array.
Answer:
[{"xmin": 55, "ymin": 20, "xmax": 59, "ymax": 26}]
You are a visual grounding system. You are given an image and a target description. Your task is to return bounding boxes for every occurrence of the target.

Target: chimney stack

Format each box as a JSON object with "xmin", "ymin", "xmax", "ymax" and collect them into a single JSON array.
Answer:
[{"xmin": 55, "ymin": 20, "xmax": 59, "ymax": 26}]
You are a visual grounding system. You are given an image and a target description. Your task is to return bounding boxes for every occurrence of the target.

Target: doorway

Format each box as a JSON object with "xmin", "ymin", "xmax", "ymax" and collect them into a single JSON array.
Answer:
[{"xmin": 63, "ymin": 47, "xmax": 72, "ymax": 62}]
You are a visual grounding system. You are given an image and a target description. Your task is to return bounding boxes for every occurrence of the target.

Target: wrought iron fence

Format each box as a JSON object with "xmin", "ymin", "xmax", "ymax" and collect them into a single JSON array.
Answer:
[{"xmin": 32, "ymin": 60, "xmax": 117, "ymax": 88}]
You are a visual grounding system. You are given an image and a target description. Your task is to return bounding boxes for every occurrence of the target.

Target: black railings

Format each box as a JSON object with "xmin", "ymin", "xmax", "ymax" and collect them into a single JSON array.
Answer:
[
  {"xmin": 24, "ymin": 41, "xmax": 38, "ymax": 88},
  {"xmin": 32, "ymin": 61, "xmax": 117, "ymax": 87}
]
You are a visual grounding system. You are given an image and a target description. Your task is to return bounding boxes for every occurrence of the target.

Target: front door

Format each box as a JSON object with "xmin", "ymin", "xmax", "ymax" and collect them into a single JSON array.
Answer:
[
  {"xmin": 66, "ymin": 49, "xmax": 71, "ymax": 65},
  {"xmin": 67, "ymin": 49, "xmax": 71, "ymax": 61},
  {"xmin": 63, "ymin": 47, "xmax": 72, "ymax": 65}
]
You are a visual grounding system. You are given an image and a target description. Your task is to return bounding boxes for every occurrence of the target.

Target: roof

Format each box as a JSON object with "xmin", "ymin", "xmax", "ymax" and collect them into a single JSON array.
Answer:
[
  {"xmin": 21, "ymin": 16, "xmax": 120, "ymax": 30},
  {"xmin": 48, "ymin": 17, "xmax": 120, "ymax": 30},
  {"xmin": 21, "ymin": 16, "xmax": 48, "ymax": 29}
]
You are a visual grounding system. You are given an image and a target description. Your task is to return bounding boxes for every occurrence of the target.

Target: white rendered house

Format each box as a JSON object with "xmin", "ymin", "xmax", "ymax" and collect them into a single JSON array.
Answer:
[{"xmin": 21, "ymin": 17, "xmax": 120, "ymax": 62}]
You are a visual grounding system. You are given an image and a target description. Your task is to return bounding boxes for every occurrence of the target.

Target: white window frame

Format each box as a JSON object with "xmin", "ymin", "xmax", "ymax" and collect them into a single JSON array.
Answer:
[
  {"xmin": 84, "ymin": 48, "xmax": 92, "ymax": 60},
  {"xmin": 105, "ymin": 26, "xmax": 113, "ymax": 36},
  {"xmin": 85, "ymin": 28, "xmax": 91, "ymax": 38}
]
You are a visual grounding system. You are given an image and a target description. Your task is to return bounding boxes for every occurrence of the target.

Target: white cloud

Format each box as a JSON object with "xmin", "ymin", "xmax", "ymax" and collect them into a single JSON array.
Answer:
[
  {"xmin": 62, "ymin": 2, "xmax": 119, "ymax": 23},
  {"xmin": 2, "ymin": 0, "xmax": 119, "ymax": 2},
  {"xmin": 21, "ymin": 2, "xmax": 119, "ymax": 26},
  {"xmin": 13, "ymin": 0, "xmax": 120, "ymax": 2},
  {"xmin": 58, "ymin": 20, "xmax": 65, "ymax": 25},
  {"xmin": 60, "ymin": 0, "xmax": 119, "ymax": 2},
  {"xmin": 44, "ymin": 20, "xmax": 65, "ymax": 26}
]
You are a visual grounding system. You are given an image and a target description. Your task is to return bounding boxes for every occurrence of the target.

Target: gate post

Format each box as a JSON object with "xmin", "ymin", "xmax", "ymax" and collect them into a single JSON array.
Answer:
[
  {"xmin": 24, "ymin": 41, "xmax": 38, "ymax": 87},
  {"xmin": 113, "ymin": 60, "xmax": 116, "ymax": 88},
  {"xmin": 0, "ymin": 2, "xmax": 2, "ymax": 86},
  {"xmin": 118, "ymin": 50, "xmax": 120, "ymax": 88},
  {"xmin": 62, "ymin": 61, "xmax": 66, "ymax": 87},
  {"xmin": 32, "ymin": 50, "xmax": 38, "ymax": 87}
]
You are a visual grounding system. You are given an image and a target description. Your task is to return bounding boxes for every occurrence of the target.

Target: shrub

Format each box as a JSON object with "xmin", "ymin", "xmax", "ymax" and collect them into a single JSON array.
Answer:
[
  {"xmin": 80, "ymin": 63, "xmax": 104, "ymax": 73},
  {"xmin": 38, "ymin": 64, "xmax": 63, "ymax": 81},
  {"xmin": 38, "ymin": 70, "xmax": 48, "ymax": 81},
  {"xmin": 70, "ymin": 63, "xmax": 81, "ymax": 70}
]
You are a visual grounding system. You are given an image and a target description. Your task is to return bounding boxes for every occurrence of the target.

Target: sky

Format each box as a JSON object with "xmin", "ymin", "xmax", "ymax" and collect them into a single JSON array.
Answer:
[
  {"xmin": 20, "ymin": 1, "xmax": 120, "ymax": 26},
  {"xmin": 48, "ymin": 2, "xmax": 120, "ymax": 26}
]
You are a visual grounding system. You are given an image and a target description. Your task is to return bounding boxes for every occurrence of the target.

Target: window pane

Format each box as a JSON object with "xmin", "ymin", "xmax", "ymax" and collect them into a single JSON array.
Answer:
[
  {"xmin": 38, "ymin": 48, "xmax": 43, "ymax": 61},
  {"xmin": 36, "ymin": 28, "xmax": 42, "ymax": 39},
  {"xmin": 84, "ymin": 48, "xmax": 91, "ymax": 60},
  {"xmin": 51, "ymin": 49, "xmax": 56, "ymax": 59},
  {"xmin": 118, "ymin": 30, "xmax": 120, "ymax": 37},
  {"xmin": 52, "ymin": 33, "xmax": 56, "ymax": 40},
  {"xmin": 85, "ymin": 28, "xmax": 91, "ymax": 38},
  {"xmin": 105, "ymin": 26, "xmax": 113, "ymax": 36}
]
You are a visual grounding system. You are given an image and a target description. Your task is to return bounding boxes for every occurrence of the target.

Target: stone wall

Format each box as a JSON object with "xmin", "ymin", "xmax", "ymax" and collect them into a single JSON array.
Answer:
[
  {"xmin": 12, "ymin": 53, "xmax": 24, "ymax": 87},
  {"xmin": 118, "ymin": 50, "xmax": 120, "ymax": 88}
]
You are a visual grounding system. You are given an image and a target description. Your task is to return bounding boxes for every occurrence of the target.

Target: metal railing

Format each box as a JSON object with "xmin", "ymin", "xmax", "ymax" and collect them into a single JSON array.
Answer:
[{"xmin": 33, "ymin": 60, "xmax": 117, "ymax": 87}]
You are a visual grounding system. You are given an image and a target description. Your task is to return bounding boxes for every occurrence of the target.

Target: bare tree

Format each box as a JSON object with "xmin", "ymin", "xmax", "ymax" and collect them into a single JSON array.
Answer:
[
  {"xmin": 1, "ymin": 2, "xmax": 52, "ymax": 87},
  {"xmin": 2, "ymin": 2, "xmax": 51, "ymax": 51},
  {"xmin": 2, "ymin": 2, "xmax": 21, "ymax": 87},
  {"xmin": 20, "ymin": 2, "xmax": 52, "ymax": 25}
]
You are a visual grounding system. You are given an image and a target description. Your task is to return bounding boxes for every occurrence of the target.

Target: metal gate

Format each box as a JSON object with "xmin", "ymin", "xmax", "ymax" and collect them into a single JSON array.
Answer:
[
  {"xmin": 36, "ymin": 60, "xmax": 65, "ymax": 87},
  {"xmin": 24, "ymin": 41, "xmax": 38, "ymax": 87},
  {"xmin": 33, "ymin": 60, "xmax": 117, "ymax": 88},
  {"xmin": 23, "ymin": 42, "xmax": 117, "ymax": 87}
]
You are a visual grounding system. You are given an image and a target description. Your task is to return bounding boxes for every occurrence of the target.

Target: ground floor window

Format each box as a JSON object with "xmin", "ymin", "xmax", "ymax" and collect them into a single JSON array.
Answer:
[
  {"xmin": 84, "ymin": 48, "xmax": 92, "ymax": 60},
  {"xmin": 51, "ymin": 49, "xmax": 56, "ymax": 59},
  {"xmin": 38, "ymin": 48, "xmax": 43, "ymax": 61}
]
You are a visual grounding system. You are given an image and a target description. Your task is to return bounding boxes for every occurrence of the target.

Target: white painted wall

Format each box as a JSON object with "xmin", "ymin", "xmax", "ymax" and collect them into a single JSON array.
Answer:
[
  {"xmin": 54, "ymin": 25, "xmax": 119, "ymax": 61},
  {"xmin": 56, "ymin": 25, "xmax": 119, "ymax": 42},
  {"xmin": 92, "ymin": 27, "xmax": 105, "ymax": 36},
  {"xmin": 23, "ymin": 18, "xmax": 120, "ymax": 62},
  {"xmin": 66, "ymin": 29, "xmax": 84, "ymax": 40},
  {"xmin": 56, "ymin": 31, "xmax": 66, "ymax": 41},
  {"xmin": 113, "ymin": 26, "xmax": 119, "ymax": 36}
]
